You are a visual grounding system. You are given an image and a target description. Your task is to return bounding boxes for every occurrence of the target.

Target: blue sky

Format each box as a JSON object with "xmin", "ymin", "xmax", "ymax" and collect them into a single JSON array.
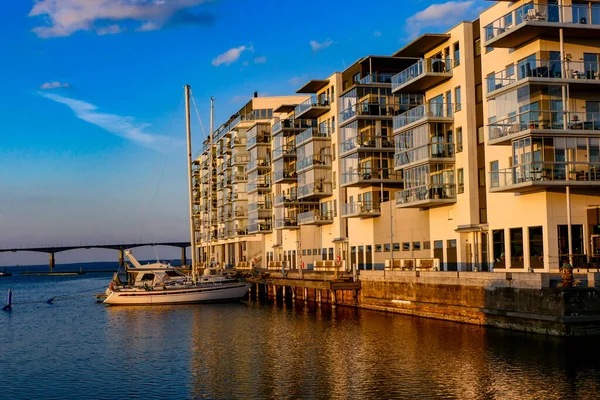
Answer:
[{"xmin": 0, "ymin": 0, "xmax": 486, "ymax": 265}]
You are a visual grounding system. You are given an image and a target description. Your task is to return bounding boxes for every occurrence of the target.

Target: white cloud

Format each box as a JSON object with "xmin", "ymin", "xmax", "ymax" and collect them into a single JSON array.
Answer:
[
  {"xmin": 405, "ymin": 1, "xmax": 479, "ymax": 36},
  {"xmin": 373, "ymin": 31, "xmax": 382, "ymax": 37},
  {"xmin": 254, "ymin": 56, "xmax": 267, "ymax": 64},
  {"xmin": 39, "ymin": 81, "xmax": 71, "ymax": 90},
  {"xmin": 212, "ymin": 45, "xmax": 251, "ymax": 67},
  {"xmin": 28, "ymin": 0, "xmax": 212, "ymax": 38},
  {"xmin": 309, "ymin": 39, "xmax": 333, "ymax": 52},
  {"xmin": 288, "ymin": 74, "xmax": 309, "ymax": 86},
  {"xmin": 38, "ymin": 92, "xmax": 178, "ymax": 152}
]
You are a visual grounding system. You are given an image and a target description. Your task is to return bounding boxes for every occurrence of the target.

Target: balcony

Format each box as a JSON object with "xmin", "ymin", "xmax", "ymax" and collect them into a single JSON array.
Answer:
[
  {"xmin": 275, "ymin": 217, "xmax": 299, "ymax": 230},
  {"xmin": 232, "ymin": 172, "xmax": 247, "ymax": 183},
  {"xmin": 339, "ymin": 135, "xmax": 395, "ymax": 156},
  {"xmin": 274, "ymin": 194, "xmax": 319, "ymax": 207},
  {"xmin": 294, "ymin": 95, "xmax": 331, "ymax": 119},
  {"xmin": 487, "ymin": 59, "xmax": 600, "ymax": 96},
  {"xmin": 394, "ymin": 143, "xmax": 455, "ymax": 170},
  {"xmin": 341, "ymin": 201, "xmax": 381, "ymax": 218},
  {"xmin": 247, "ymin": 222, "xmax": 272, "ymax": 234},
  {"xmin": 230, "ymin": 136, "xmax": 246, "ymax": 148},
  {"xmin": 272, "ymin": 144, "xmax": 296, "ymax": 161},
  {"xmin": 246, "ymin": 133, "xmax": 271, "ymax": 149},
  {"xmin": 234, "ymin": 228, "xmax": 249, "ymax": 237},
  {"xmin": 340, "ymin": 101, "xmax": 398, "ymax": 125},
  {"xmin": 247, "ymin": 177, "xmax": 271, "ymax": 193},
  {"xmin": 231, "ymin": 154, "xmax": 250, "ymax": 165},
  {"xmin": 393, "ymin": 103, "xmax": 455, "ymax": 133},
  {"xmin": 391, "ymin": 58, "xmax": 453, "ymax": 94},
  {"xmin": 233, "ymin": 208, "xmax": 247, "ymax": 220},
  {"xmin": 246, "ymin": 158, "xmax": 270, "ymax": 173},
  {"xmin": 340, "ymin": 168, "xmax": 402, "ymax": 188},
  {"xmin": 296, "ymin": 154, "xmax": 332, "ymax": 172},
  {"xmin": 298, "ymin": 210, "xmax": 334, "ymax": 226},
  {"xmin": 298, "ymin": 181, "xmax": 333, "ymax": 199},
  {"xmin": 272, "ymin": 118, "xmax": 315, "ymax": 136},
  {"xmin": 395, "ymin": 184, "xmax": 456, "ymax": 208},
  {"xmin": 490, "ymin": 162, "xmax": 600, "ymax": 193},
  {"xmin": 488, "ymin": 110, "xmax": 600, "ymax": 145},
  {"xmin": 484, "ymin": 2, "xmax": 600, "ymax": 48},
  {"xmin": 295, "ymin": 127, "xmax": 332, "ymax": 147},
  {"xmin": 273, "ymin": 169, "xmax": 298, "ymax": 183},
  {"xmin": 358, "ymin": 72, "xmax": 395, "ymax": 85}
]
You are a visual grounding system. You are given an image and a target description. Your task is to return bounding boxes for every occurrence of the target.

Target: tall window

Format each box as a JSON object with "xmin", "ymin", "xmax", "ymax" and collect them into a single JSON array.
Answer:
[
  {"xmin": 529, "ymin": 226, "xmax": 544, "ymax": 269},
  {"xmin": 456, "ymin": 127, "xmax": 463, "ymax": 152},
  {"xmin": 583, "ymin": 53, "xmax": 599, "ymax": 80},
  {"xmin": 453, "ymin": 42, "xmax": 460, "ymax": 66},
  {"xmin": 490, "ymin": 160, "xmax": 499, "ymax": 188},
  {"xmin": 492, "ymin": 229, "xmax": 505, "ymax": 268},
  {"xmin": 457, "ymin": 168, "xmax": 464, "ymax": 193},
  {"xmin": 510, "ymin": 228, "xmax": 524, "ymax": 268},
  {"xmin": 455, "ymin": 86, "xmax": 462, "ymax": 111},
  {"xmin": 446, "ymin": 90, "xmax": 453, "ymax": 117}
]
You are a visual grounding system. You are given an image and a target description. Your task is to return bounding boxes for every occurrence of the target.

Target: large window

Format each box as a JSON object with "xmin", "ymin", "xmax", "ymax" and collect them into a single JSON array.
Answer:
[
  {"xmin": 529, "ymin": 226, "xmax": 544, "ymax": 269},
  {"xmin": 558, "ymin": 224, "xmax": 584, "ymax": 268},
  {"xmin": 493, "ymin": 229, "xmax": 505, "ymax": 268},
  {"xmin": 510, "ymin": 228, "xmax": 524, "ymax": 268}
]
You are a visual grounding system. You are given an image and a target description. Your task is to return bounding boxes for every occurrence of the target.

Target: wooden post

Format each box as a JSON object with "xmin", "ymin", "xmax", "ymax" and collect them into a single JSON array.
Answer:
[{"xmin": 49, "ymin": 252, "xmax": 55, "ymax": 273}]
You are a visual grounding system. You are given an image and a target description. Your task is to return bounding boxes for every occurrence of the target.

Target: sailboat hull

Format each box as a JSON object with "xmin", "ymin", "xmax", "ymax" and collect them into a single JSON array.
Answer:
[{"xmin": 103, "ymin": 282, "xmax": 251, "ymax": 306}]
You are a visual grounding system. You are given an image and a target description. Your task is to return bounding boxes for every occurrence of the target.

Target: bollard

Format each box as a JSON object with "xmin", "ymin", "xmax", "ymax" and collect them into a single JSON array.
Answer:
[{"xmin": 2, "ymin": 289, "xmax": 12, "ymax": 312}]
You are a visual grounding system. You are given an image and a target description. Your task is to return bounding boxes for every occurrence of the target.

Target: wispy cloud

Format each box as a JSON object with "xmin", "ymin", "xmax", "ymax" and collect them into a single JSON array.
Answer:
[
  {"xmin": 373, "ymin": 31, "xmax": 382, "ymax": 37},
  {"xmin": 288, "ymin": 74, "xmax": 309, "ymax": 86},
  {"xmin": 38, "ymin": 92, "xmax": 178, "ymax": 152},
  {"xmin": 309, "ymin": 39, "xmax": 333, "ymax": 52},
  {"xmin": 405, "ymin": 1, "xmax": 481, "ymax": 37},
  {"xmin": 254, "ymin": 56, "xmax": 267, "ymax": 64},
  {"xmin": 212, "ymin": 45, "xmax": 252, "ymax": 67},
  {"xmin": 28, "ymin": 0, "xmax": 213, "ymax": 38},
  {"xmin": 39, "ymin": 81, "xmax": 71, "ymax": 90}
]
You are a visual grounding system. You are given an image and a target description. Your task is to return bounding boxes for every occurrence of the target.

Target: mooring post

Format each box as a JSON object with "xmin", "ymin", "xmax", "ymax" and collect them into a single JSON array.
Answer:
[
  {"xmin": 2, "ymin": 289, "xmax": 12, "ymax": 312},
  {"xmin": 49, "ymin": 252, "xmax": 55, "ymax": 272},
  {"xmin": 181, "ymin": 247, "xmax": 186, "ymax": 267}
]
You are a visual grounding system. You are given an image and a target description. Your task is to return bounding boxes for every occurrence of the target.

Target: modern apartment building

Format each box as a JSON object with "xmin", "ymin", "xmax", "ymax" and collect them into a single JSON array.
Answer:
[{"xmin": 193, "ymin": 0, "xmax": 600, "ymax": 273}]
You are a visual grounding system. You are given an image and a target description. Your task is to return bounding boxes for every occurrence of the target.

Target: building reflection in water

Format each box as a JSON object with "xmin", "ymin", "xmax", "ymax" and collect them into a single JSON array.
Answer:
[{"xmin": 106, "ymin": 301, "xmax": 600, "ymax": 399}]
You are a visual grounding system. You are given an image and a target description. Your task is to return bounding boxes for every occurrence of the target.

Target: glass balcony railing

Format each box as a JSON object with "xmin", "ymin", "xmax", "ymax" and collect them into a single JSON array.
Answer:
[
  {"xmin": 298, "ymin": 210, "xmax": 334, "ymax": 225},
  {"xmin": 272, "ymin": 145, "xmax": 296, "ymax": 159},
  {"xmin": 340, "ymin": 103, "xmax": 399, "ymax": 123},
  {"xmin": 490, "ymin": 162, "xmax": 600, "ymax": 189},
  {"xmin": 391, "ymin": 58, "xmax": 453, "ymax": 92},
  {"xmin": 340, "ymin": 168, "xmax": 401, "ymax": 185},
  {"xmin": 487, "ymin": 59, "xmax": 600, "ymax": 93},
  {"xmin": 488, "ymin": 110, "xmax": 600, "ymax": 142},
  {"xmin": 275, "ymin": 217, "xmax": 299, "ymax": 229},
  {"xmin": 358, "ymin": 72, "xmax": 395, "ymax": 85},
  {"xmin": 395, "ymin": 184, "xmax": 456, "ymax": 206},
  {"xmin": 394, "ymin": 143, "xmax": 455, "ymax": 168},
  {"xmin": 248, "ymin": 222, "xmax": 272, "ymax": 233},
  {"xmin": 393, "ymin": 103, "xmax": 454, "ymax": 131},
  {"xmin": 246, "ymin": 133, "xmax": 271, "ymax": 148},
  {"xmin": 246, "ymin": 158, "xmax": 270, "ymax": 172},
  {"xmin": 272, "ymin": 118, "xmax": 316, "ymax": 134},
  {"xmin": 340, "ymin": 135, "xmax": 395, "ymax": 154},
  {"xmin": 295, "ymin": 95, "xmax": 331, "ymax": 117},
  {"xmin": 484, "ymin": 2, "xmax": 600, "ymax": 43},
  {"xmin": 273, "ymin": 169, "xmax": 297, "ymax": 181},
  {"xmin": 231, "ymin": 154, "xmax": 250, "ymax": 165},
  {"xmin": 341, "ymin": 201, "xmax": 380, "ymax": 216},
  {"xmin": 298, "ymin": 182, "xmax": 333, "ymax": 198},
  {"xmin": 295, "ymin": 127, "xmax": 332, "ymax": 146},
  {"xmin": 248, "ymin": 202, "xmax": 272, "ymax": 212},
  {"xmin": 296, "ymin": 154, "xmax": 333, "ymax": 171}
]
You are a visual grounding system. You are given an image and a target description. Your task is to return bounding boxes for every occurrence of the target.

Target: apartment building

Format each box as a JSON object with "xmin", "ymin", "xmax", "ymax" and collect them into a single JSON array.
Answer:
[
  {"xmin": 481, "ymin": 0, "xmax": 600, "ymax": 271},
  {"xmin": 192, "ymin": 0, "xmax": 600, "ymax": 273}
]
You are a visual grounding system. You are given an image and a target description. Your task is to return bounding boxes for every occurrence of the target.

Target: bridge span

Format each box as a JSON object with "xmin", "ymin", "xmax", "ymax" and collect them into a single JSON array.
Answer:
[{"xmin": 0, "ymin": 242, "xmax": 191, "ymax": 271}]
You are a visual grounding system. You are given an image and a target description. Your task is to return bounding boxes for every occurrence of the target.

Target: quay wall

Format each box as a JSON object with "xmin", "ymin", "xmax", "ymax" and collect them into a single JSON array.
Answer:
[{"xmin": 358, "ymin": 271, "xmax": 600, "ymax": 336}]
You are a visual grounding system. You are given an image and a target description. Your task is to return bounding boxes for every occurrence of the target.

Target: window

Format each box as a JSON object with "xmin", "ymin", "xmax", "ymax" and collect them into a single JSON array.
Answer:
[
  {"xmin": 302, "ymin": 249, "xmax": 307, "ymax": 256},
  {"xmin": 402, "ymin": 242, "xmax": 410, "ymax": 251},
  {"xmin": 413, "ymin": 242, "xmax": 421, "ymax": 251},
  {"xmin": 446, "ymin": 90, "xmax": 452, "ymax": 117},
  {"xmin": 393, "ymin": 243, "xmax": 400, "ymax": 251},
  {"xmin": 353, "ymin": 72, "xmax": 360, "ymax": 83},
  {"xmin": 492, "ymin": 229, "xmax": 505, "ymax": 268},
  {"xmin": 334, "ymin": 200, "xmax": 337, "ymax": 217},
  {"xmin": 375, "ymin": 244, "xmax": 382, "ymax": 252},
  {"xmin": 490, "ymin": 160, "xmax": 499, "ymax": 188},
  {"xmin": 480, "ymin": 208, "xmax": 487, "ymax": 224},
  {"xmin": 384, "ymin": 243, "xmax": 391, "ymax": 252},
  {"xmin": 456, "ymin": 127, "xmax": 463, "ymax": 152},
  {"xmin": 510, "ymin": 228, "xmax": 524, "ymax": 268},
  {"xmin": 477, "ymin": 126, "xmax": 485, "ymax": 144},
  {"xmin": 453, "ymin": 42, "xmax": 460, "ymax": 66},
  {"xmin": 332, "ymin": 144, "xmax": 336, "ymax": 161},
  {"xmin": 486, "ymin": 46, "xmax": 494, "ymax": 54},
  {"xmin": 307, "ymin": 249, "xmax": 311, "ymax": 255},
  {"xmin": 558, "ymin": 224, "xmax": 584, "ymax": 266},
  {"xmin": 423, "ymin": 241, "xmax": 431, "ymax": 250},
  {"xmin": 529, "ymin": 226, "xmax": 544, "ymax": 269},
  {"xmin": 457, "ymin": 168, "xmax": 464, "ymax": 193},
  {"xmin": 478, "ymin": 168, "xmax": 485, "ymax": 187},
  {"xmin": 331, "ymin": 86, "xmax": 335, "ymax": 102},
  {"xmin": 474, "ymin": 38, "xmax": 481, "ymax": 57},
  {"xmin": 455, "ymin": 86, "xmax": 462, "ymax": 111}
]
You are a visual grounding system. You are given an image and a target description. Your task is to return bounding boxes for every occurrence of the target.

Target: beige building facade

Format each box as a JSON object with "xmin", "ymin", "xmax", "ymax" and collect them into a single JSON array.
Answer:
[{"xmin": 193, "ymin": 0, "xmax": 600, "ymax": 273}]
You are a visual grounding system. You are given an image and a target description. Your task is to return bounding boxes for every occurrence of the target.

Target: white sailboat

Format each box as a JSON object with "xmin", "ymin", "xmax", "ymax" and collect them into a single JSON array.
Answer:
[{"xmin": 103, "ymin": 85, "xmax": 251, "ymax": 306}]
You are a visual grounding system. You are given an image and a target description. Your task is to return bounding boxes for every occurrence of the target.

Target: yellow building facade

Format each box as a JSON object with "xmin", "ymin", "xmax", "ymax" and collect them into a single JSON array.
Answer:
[{"xmin": 193, "ymin": 0, "xmax": 600, "ymax": 273}]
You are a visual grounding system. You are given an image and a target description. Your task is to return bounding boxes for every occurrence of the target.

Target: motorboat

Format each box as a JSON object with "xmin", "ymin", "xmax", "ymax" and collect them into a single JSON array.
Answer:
[{"xmin": 103, "ymin": 250, "xmax": 250, "ymax": 306}]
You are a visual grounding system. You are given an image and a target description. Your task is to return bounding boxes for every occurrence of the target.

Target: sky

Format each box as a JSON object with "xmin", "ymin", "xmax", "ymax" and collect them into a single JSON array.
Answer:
[{"xmin": 0, "ymin": 0, "xmax": 488, "ymax": 265}]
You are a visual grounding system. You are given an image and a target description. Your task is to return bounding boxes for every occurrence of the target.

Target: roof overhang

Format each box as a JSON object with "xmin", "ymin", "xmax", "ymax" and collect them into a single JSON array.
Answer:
[
  {"xmin": 392, "ymin": 34, "xmax": 451, "ymax": 58},
  {"xmin": 296, "ymin": 79, "xmax": 330, "ymax": 94},
  {"xmin": 454, "ymin": 224, "xmax": 489, "ymax": 233},
  {"xmin": 273, "ymin": 104, "xmax": 297, "ymax": 113}
]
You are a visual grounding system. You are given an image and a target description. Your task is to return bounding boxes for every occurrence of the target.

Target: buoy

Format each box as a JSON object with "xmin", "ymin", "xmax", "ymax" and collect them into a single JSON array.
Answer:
[{"xmin": 2, "ymin": 289, "xmax": 12, "ymax": 312}]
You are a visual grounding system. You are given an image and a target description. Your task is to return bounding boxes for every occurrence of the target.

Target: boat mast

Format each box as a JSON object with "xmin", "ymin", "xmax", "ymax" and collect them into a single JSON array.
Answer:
[
  {"xmin": 184, "ymin": 85, "xmax": 197, "ymax": 281},
  {"xmin": 208, "ymin": 97, "xmax": 214, "ymax": 266}
]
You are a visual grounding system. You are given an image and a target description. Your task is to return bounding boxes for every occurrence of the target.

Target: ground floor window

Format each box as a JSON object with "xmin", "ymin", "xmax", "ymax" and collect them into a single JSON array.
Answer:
[
  {"xmin": 529, "ymin": 226, "xmax": 544, "ymax": 268},
  {"xmin": 558, "ymin": 224, "xmax": 584, "ymax": 267},
  {"xmin": 493, "ymin": 229, "xmax": 505, "ymax": 268},
  {"xmin": 510, "ymin": 228, "xmax": 524, "ymax": 268}
]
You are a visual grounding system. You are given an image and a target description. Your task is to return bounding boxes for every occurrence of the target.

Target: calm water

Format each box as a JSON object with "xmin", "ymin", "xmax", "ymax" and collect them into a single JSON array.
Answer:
[{"xmin": 1, "ymin": 272, "xmax": 599, "ymax": 399}]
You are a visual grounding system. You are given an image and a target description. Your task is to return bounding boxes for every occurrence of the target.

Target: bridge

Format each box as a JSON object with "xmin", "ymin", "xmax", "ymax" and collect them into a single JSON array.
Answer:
[{"xmin": 0, "ymin": 242, "xmax": 191, "ymax": 271}]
